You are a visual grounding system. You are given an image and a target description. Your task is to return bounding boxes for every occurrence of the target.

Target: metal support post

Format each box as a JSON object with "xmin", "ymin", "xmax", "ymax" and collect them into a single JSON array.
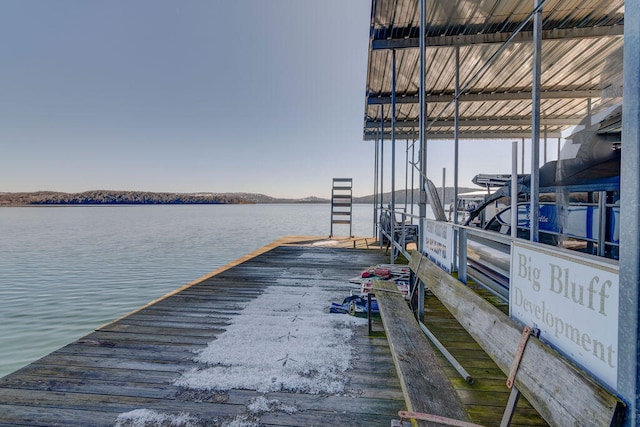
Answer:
[
  {"xmin": 530, "ymin": 0, "xmax": 542, "ymax": 243},
  {"xmin": 391, "ymin": 49, "xmax": 397, "ymax": 264},
  {"xmin": 458, "ymin": 228, "xmax": 467, "ymax": 284},
  {"xmin": 618, "ymin": 1, "xmax": 640, "ymax": 424},
  {"xmin": 417, "ymin": 280, "xmax": 425, "ymax": 319},
  {"xmin": 418, "ymin": 0, "xmax": 427, "ymax": 253},
  {"xmin": 379, "ymin": 105, "xmax": 385, "ymax": 248},
  {"xmin": 453, "ymin": 47, "xmax": 460, "ymax": 271},
  {"xmin": 511, "ymin": 141, "xmax": 518, "ymax": 238},
  {"xmin": 441, "ymin": 168, "xmax": 446, "ymax": 211},
  {"xmin": 373, "ymin": 135, "xmax": 379, "ymax": 238},
  {"xmin": 411, "ymin": 139, "xmax": 415, "ymax": 218},
  {"xmin": 521, "ymin": 138, "xmax": 525, "ymax": 175},
  {"xmin": 404, "ymin": 140, "xmax": 409, "ymax": 214},
  {"xmin": 598, "ymin": 191, "xmax": 606, "ymax": 257},
  {"xmin": 454, "ymin": 47, "xmax": 460, "ymax": 225},
  {"xmin": 367, "ymin": 293, "xmax": 373, "ymax": 335},
  {"xmin": 544, "ymin": 126, "xmax": 548, "ymax": 164}
]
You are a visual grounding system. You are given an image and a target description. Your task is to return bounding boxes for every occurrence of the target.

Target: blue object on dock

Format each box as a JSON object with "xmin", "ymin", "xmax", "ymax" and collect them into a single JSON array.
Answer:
[{"xmin": 330, "ymin": 294, "xmax": 379, "ymax": 316}]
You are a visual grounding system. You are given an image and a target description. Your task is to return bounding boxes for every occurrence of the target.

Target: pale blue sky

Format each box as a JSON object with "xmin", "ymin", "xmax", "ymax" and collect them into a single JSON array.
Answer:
[
  {"xmin": 0, "ymin": 1, "xmax": 370, "ymax": 198},
  {"xmin": 0, "ymin": 1, "xmax": 545, "ymax": 199}
]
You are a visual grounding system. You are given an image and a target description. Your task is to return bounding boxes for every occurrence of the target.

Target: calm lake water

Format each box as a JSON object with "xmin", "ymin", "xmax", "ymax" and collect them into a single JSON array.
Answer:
[{"xmin": 0, "ymin": 204, "xmax": 381, "ymax": 377}]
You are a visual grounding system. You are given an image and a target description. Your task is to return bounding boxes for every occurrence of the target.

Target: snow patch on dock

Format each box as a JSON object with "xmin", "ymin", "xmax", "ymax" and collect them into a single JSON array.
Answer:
[
  {"xmin": 175, "ymin": 280, "xmax": 366, "ymax": 394},
  {"xmin": 114, "ymin": 409, "xmax": 198, "ymax": 426}
]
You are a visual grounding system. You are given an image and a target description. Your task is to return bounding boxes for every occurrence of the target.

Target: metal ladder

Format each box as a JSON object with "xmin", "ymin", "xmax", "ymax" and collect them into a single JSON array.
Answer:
[{"xmin": 329, "ymin": 178, "xmax": 353, "ymax": 237}]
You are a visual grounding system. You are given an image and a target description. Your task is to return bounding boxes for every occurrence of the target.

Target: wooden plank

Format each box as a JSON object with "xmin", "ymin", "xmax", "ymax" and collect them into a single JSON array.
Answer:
[
  {"xmin": 0, "ymin": 388, "xmax": 247, "ymax": 419},
  {"xmin": 345, "ymin": 370, "xmax": 403, "ymax": 388},
  {"xmin": 147, "ymin": 301, "xmax": 246, "ymax": 311},
  {"xmin": 96, "ymin": 323, "xmax": 225, "ymax": 337},
  {"xmin": 0, "ymin": 404, "xmax": 118, "ymax": 426},
  {"xmin": 9, "ymin": 362, "xmax": 181, "ymax": 384},
  {"xmin": 0, "ymin": 374, "xmax": 181, "ymax": 399},
  {"xmin": 124, "ymin": 305, "xmax": 237, "ymax": 317},
  {"xmin": 350, "ymin": 360, "xmax": 398, "ymax": 376},
  {"xmin": 374, "ymin": 280, "xmax": 470, "ymax": 424},
  {"xmin": 467, "ymin": 405, "xmax": 550, "ymax": 427},
  {"xmin": 260, "ymin": 410, "xmax": 396, "ymax": 427},
  {"xmin": 410, "ymin": 252, "xmax": 622, "ymax": 426},
  {"xmin": 24, "ymin": 354, "xmax": 197, "ymax": 373},
  {"xmin": 53, "ymin": 341, "xmax": 202, "ymax": 360},
  {"xmin": 111, "ymin": 317, "xmax": 231, "ymax": 330},
  {"xmin": 351, "ymin": 352, "xmax": 398, "ymax": 366},
  {"xmin": 226, "ymin": 390, "xmax": 402, "ymax": 416},
  {"xmin": 81, "ymin": 330, "xmax": 212, "ymax": 346},
  {"xmin": 439, "ymin": 365, "xmax": 508, "ymax": 381}
]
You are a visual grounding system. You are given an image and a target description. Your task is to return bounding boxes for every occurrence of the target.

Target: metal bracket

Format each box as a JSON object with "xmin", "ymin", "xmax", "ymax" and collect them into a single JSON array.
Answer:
[
  {"xmin": 367, "ymin": 293, "xmax": 374, "ymax": 335},
  {"xmin": 506, "ymin": 326, "xmax": 534, "ymax": 389}
]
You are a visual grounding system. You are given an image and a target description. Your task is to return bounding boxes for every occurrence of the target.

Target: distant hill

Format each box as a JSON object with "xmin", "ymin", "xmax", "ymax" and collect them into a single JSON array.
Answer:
[
  {"xmin": 0, "ymin": 191, "xmax": 330, "ymax": 206},
  {"xmin": 0, "ymin": 187, "xmax": 483, "ymax": 206}
]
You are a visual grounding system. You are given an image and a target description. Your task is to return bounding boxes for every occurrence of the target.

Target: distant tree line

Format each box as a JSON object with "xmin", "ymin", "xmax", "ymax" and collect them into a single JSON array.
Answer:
[
  {"xmin": 0, "ymin": 188, "xmax": 481, "ymax": 206},
  {"xmin": 0, "ymin": 191, "xmax": 249, "ymax": 205}
]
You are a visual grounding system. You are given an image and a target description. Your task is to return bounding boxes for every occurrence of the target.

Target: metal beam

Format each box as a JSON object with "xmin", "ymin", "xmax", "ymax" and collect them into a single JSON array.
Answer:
[
  {"xmin": 365, "ymin": 117, "xmax": 581, "ymax": 128},
  {"xmin": 380, "ymin": 104, "xmax": 384, "ymax": 230},
  {"xmin": 363, "ymin": 129, "xmax": 563, "ymax": 140},
  {"xmin": 372, "ymin": 24, "xmax": 624, "ymax": 50},
  {"xmin": 453, "ymin": 46, "xmax": 460, "ymax": 227},
  {"xmin": 373, "ymin": 134, "xmax": 379, "ymax": 238},
  {"xmin": 367, "ymin": 89, "xmax": 601, "ymax": 105},
  {"xmin": 391, "ymin": 48, "xmax": 396, "ymax": 264},
  {"xmin": 530, "ymin": 0, "xmax": 543, "ymax": 243},
  {"xmin": 453, "ymin": 46, "xmax": 460, "ymax": 272},
  {"xmin": 418, "ymin": 0, "xmax": 427, "ymax": 256},
  {"xmin": 618, "ymin": 0, "xmax": 640, "ymax": 423},
  {"xmin": 511, "ymin": 141, "xmax": 518, "ymax": 239}
]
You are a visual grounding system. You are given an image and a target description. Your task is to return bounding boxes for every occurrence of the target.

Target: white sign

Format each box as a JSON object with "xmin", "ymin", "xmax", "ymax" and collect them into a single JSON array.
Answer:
[
  {"xmin": 510, "ymin": 241, "xmax": 619, "ymax": 390},
  {"xmin": 423, "ymin": 219, "xmax": 454, "ymax": 273}
]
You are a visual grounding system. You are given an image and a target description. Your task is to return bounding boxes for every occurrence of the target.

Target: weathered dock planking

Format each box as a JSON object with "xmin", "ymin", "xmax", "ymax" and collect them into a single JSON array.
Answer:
[{"xmin": 0, "ymin": 239, "xmax": 405, "ymax": 426}]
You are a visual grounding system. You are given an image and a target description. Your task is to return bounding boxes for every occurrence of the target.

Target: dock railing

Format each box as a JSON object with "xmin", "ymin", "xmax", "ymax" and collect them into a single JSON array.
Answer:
[
  {"xmin": 455, "ymin": 223, "xmax": 513, "ymax": 301},
  {"xmin": 422, "ymin": 217, "xmax": 623, "ymax": 407}
]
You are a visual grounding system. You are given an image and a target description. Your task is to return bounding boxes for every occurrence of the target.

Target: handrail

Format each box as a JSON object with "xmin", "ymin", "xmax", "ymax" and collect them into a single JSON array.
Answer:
[
  {"xmin": 454, "ymin": 223, "xmax": 514, "ymax": 246},
  {"xmin": 423, "ymin": 218, "xmax": 512, "ymax": 293}
]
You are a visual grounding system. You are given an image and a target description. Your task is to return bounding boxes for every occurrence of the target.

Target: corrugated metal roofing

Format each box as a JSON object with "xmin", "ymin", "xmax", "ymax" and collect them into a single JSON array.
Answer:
[{"xmin": 363, "ymin": 0, "xmax": 624, "ymax": 140}]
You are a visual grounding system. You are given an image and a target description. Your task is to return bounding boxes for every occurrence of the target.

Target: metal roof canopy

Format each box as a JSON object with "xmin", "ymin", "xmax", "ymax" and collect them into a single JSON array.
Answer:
[{"xmin": 363, "ymin": 0, "xmax": 624, "ymax": 142}]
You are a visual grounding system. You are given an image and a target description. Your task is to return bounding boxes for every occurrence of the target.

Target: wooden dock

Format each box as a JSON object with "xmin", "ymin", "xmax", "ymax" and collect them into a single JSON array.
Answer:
[
  {"xmin": 0, "ymin": 238, "xmax": 405, "ymax": 426},
  {"xmin": 0, "ymin": 236, "xmax": 551, "ymax": 426}
]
